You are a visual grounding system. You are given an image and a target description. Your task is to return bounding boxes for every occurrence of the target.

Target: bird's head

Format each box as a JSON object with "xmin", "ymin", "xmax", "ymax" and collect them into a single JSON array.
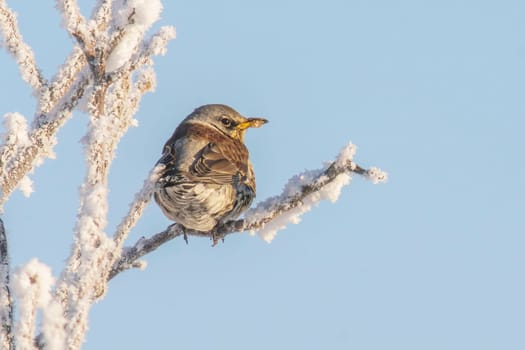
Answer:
[{"xmin": 188, "ymin": 104, "xmax": 268, "ymax": 141}]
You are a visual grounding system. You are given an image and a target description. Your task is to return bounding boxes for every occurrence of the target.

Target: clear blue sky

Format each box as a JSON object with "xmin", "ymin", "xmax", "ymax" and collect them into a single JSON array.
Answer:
[{"xmin": 1, "ymin": 1, "xmax": 524, "ymax": 349}]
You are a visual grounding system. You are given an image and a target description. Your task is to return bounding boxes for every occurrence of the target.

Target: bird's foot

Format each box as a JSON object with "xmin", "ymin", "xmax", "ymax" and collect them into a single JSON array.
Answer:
[{"xmin": 211, "ymin": 230, "xmax": 225, "ymax": 247}]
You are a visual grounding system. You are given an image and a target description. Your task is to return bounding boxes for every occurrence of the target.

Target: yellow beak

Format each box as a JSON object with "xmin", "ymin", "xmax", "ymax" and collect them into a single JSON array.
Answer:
[{"xmin": 237, "ymin": 117, "xmax": 268, "ymax": 130}]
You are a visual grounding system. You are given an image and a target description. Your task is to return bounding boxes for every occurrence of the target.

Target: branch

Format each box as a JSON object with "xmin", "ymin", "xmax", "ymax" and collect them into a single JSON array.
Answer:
[
  {"xmin": 36, "ymin": 46, "xmax": 87, "ymax": 120},
  {"xmin": 56, "ymin": 0, "xmax": 92, "ymax": 55},
  {"xmin": 0, "ymin": 218, "xmax": 14, "ymax": 350},
  {"xmin": 12, "ymin": 259, "xmax": 58, "ymax": 350},
  {"xmin": 108, "ymin": 151, "xmax": 387, "ymax": 280},
  {"xmin": 59, "ymin": 61, "xmax": 161, "ymax": 348},
  {"xmin": 0, "ymin": 13, "xmax": 89, "ymax": 205},
  {"xmin": 106, "ymin": 25, "xmax": 176, "ymax": 81},
  {"xmin": 0, "ymin": 75, "xmax": 90, "ymax": 207},
  {"xmin": 91, "ymin": 0, "xmax": 112, "ymax": 32},
  {"xmin": 0, "ymin": 0, "xmax": 46, "ymax": 92}
]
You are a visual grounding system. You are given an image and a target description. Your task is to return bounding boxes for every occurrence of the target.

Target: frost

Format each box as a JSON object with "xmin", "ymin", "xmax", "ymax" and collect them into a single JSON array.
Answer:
[
  {"xmin": 2, "ymin": 112, "xmax": 30, "ymax": 147},
  {"xmin": 107, "ymin": 0, "xmax": 164, "ymax": 72},
  {"xmin": 113, "ymin": 164, "xmax": 163, "ymax": 249},
  {"xmin": 134, "ymin": 260, "xmax": 147, "ymax": 270},
  {"xmin": 242, "ymin": 142, "xmax": 386, "ymax": 243},
  {"xmin": 106, "ymin": 26, "xmax": 143, "ymax": 72},
  {"xmin": 78, "ymin": 183, "xmax": 108, "ymax": 222},
  {"xmin": 0, "ymin": 5, "xmax": 43, "ymax": 92},
  {"xmin": 55, "ymin": 0, "xmax": 88, "ymax": 37},
  {"xmin": 0, "ymin": 113, "xmax": 35, "ymax": 196},
  {"xmin": 335, "ymin": 142, "xmax": 357, "ymax": 167},
  {"xmin": 12, "ymin": 259, "xmax": 64, "ymax": 349},
  {"xmin": 367, "ymin": 167, "xmax": 388, "ymax": 184},
  {"xmin": 147, "ymin": 26, "xmax": 176, "ymax": 56},
  {"xmin": 250, "ymin": 171, "xmax": 353, "ymax": 243},
  {"xmin": 17, "ymin": 176, "xmax": 33, "ymax": 197},
  {"xmin": 12, "ymin": 259, "xmax": 54, "ymax": 307},
  {"xmin": 112, "ymin": 0, "xmax": 163, "ymax": 28},
  {"xmin": 318, "ymin": 173, "xmax": 351, "ymax": 203},
  {"xmin": 246, "ymin": 143, "xmax": 358, "ymax": 243},
  {"xmin": 40, "ymin": 299, "xmax": 67, "ymax": 350}
]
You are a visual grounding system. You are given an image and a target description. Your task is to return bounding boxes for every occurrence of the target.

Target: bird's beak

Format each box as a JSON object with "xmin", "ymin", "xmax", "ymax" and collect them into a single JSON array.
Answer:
[{"xmin": 237, "ymin": 117, "xmax": 268, "ymax": 130}]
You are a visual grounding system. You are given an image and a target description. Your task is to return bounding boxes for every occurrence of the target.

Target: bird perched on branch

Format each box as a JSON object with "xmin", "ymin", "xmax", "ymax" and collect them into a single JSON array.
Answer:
[{"xmin": 154, "ymin": 104, "xmax": 268, "ymax": 232}]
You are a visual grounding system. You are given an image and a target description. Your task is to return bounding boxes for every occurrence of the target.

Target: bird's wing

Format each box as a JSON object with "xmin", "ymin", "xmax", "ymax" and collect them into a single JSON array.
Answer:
[
  {"xmin": 156, "ymin": 144, "xmax": 176, "ymax": 167},
  {"xmin": 190, "ymin": 141, "xmax": 248, "ymax": 185}
]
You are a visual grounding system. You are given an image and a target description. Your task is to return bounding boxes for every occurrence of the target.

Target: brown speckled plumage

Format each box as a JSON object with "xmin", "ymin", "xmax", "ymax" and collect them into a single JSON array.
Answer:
[{"xmin": 154, "ymin": 104, "xmax": 267, "ymax": 231}]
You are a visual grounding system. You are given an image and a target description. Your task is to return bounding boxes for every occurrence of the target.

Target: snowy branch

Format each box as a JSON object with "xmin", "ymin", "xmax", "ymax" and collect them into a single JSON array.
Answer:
[
  {"xmin": 56, "ymin": 0, "xmax": 92, "ymax": 54},
  {"xmin": 109, "ymin": 148, "xmax": 388, "ymax": 279},
  {"xmin": 0, "ymin": 0, "xmax": 45, "ymax": 92},
  {"xmin": 0, "ymin": 75, "xmax": 90, "ymax": 207},
  {"xmin": 54, "ymin": 13, "xmax": 174, "ymax": 347},
  {"xmin": 37, "ymin": 47, "xmax": 87, "ymax": 120},
  {"xmin": 106, "ymin": 25, "xmax": 176, "ymax": 83},
  {"xmin": 12, "ymin": 259, "xmax": 62, "ymax": 350},
  {"xmin": 92, "ymin": 0, "xmax": 112, "ymax": 30},
  {"xmin": 0, "ymin": 219, "xmax": 14, "ymax": 350}
]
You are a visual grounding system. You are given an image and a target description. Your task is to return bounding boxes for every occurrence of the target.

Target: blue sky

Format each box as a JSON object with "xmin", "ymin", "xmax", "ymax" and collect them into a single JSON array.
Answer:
[{"xmin": 1, "ymin": 0, "xmax": 524, "ymax": 349}]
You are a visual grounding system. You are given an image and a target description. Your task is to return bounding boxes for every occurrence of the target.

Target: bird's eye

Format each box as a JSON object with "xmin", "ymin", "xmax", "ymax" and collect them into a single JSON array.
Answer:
[{"xmin": 220, "ymin": 117, "xmax": 232, "ymax": 127}]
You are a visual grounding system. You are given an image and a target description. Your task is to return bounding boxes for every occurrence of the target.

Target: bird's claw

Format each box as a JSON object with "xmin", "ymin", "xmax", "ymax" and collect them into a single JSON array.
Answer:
[{"xmin": 211, "ymin": 231, "xmax": 225, "ymax": 247}]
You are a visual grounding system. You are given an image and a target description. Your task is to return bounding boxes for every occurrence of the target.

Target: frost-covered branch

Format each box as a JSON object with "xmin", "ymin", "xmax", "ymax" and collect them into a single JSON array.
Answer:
[
  {"xmin": 92, "ymin": 0, "xmax": 112, "ymax": 30},
  {"xmin": 0, "ymin": 0, "xmax": 45, "ymax": 92},
  {"xmin": 37, "ymin": 47, "xmax": 87, "ymax": 121},
  {"xmin": 0, "ymin": 219, "xmax": 14, "ymax": 350},
  {"xmin": 113, "ymin": 167, "xmax": 163, "ymax": 250},
  {"xmin": 109, "ymin": 144, "xmax": 388, "ymax": 279},
  {"xmin": 56, "ymin": 16, "xmax": 174, "ymax": 346},
  {"xmin": 58, "ymin": 76, "xmax": 144, "ymax": 348},
  {"xmin": 0, "ymin": 75, "xmax": 90, "ymax": 208},
  {"xmin": 0, "ymin": 0, "xmax": 176, "ymax": 347},
  {"xmin": 12, "ymin": 259, "xmax": 64, "ymax": 350},
  {"xmin": 0, "ymin": 0, "xmax": 174, "ymax": 208},
  {"xmin": 106, "ymin": 25, "xmax": 176, "ymax": 82},
  {"xmin": 0, "ymin": 4, "xmax": 91, "ymax": 206},
  {"xmin": 56, "ymin": 0, "xmax": 92, "ymax": 54}
]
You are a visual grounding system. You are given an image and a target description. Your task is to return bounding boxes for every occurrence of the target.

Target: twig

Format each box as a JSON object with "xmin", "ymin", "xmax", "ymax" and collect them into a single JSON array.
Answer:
[
  {"xmin": 56, "ymin": 0, "xmax": 92, "ymax": 55},
  {"xmin": 106, "ymin": 26, "xmax": 176, "ymax": 84},
  {"xmin": 92, "ymin": 0, "xmax": 112, "ymax": 31},
  {"xmin": 0, "ymin": 75, "xmax": 90, "ymax": 207},
  {"xmin": 0, "ymin": 218, "xmax": 14, "ymax": 350},
  {"xmin": 0, "ymin": 0, "xmax": 46, "ymax": 92},
  {"xmin": 36, "ymin": 46, "xmax": 87, "ymax": 121}
]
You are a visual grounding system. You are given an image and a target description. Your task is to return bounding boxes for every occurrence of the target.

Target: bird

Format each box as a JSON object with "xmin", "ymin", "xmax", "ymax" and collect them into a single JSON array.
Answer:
[{"xmin": 153, "ymin": 104, "xmax": 268, "ymax": 232}]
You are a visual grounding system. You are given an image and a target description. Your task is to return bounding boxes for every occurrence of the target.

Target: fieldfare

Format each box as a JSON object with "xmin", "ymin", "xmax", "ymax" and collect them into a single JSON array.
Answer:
[{"xmin": 154, "ymin": 104, "xmax": 267, "ymax": 232}]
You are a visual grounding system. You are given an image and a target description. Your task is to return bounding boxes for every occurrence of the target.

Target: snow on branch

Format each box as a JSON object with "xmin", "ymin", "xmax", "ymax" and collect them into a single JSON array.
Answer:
[
  {"xmin": 91, "ymin": 0, "xmax": 112, "ymax": 30},
  {"xmin": 12, "ymin": 259, "xmax": 61, "ymax": 350},
  {"xmin": 0, "ymin": 219, "xmax": 14, "ymax": 350},
  {"xmin": 54, "ymin": 10, "xmax": 174, "ymax": 348},
  {"xmin": 36, "ymin": 47, "xmax": 87, "ymax": 121},
  {"xmin": 109, "ymin": 143, "xmax": 388, "ymax": 279},
  {"xmin": 0, "ymin": 0, "xmax": 45, "ymax": 92},
  {"xmin": 56, "ymin": 0, "xmax": 91, "ymax": 51},
  {"xmin": 105, "ymin": 0, "xmax": 164, "ymax": 72},
  {"xmin": 0, "ymin": 76, "xmax": 90, "ymax": 207},
  {"xmin": 113, "ymin": 166, "xmax": 163, "ymax": 248},
  {"xmin": 0, "ymin": 2, "xmax": 92, "ymax": 206},
  {"xmin": 0, "ymin": 112, "xmax": 33, "ymax": 198}
]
